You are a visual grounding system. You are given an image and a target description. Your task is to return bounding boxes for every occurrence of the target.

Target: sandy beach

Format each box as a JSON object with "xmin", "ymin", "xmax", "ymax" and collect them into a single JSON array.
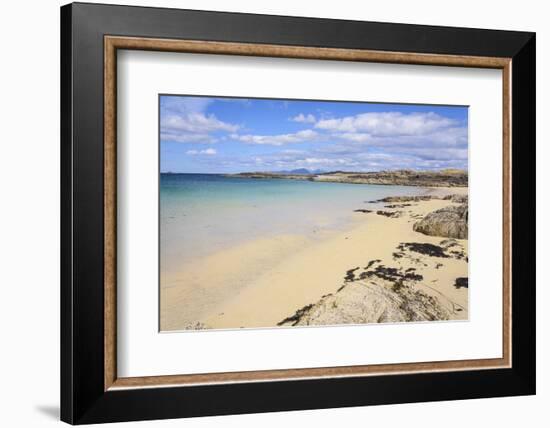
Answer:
[{"xmin": 160, "ymin": 186, "xmax": 469, "ymax": 331}]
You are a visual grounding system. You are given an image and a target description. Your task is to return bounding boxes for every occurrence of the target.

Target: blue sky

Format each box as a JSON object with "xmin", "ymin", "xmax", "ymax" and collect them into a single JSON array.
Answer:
[{"xmin": 160, "ymin": 95, "xmax": 468, "ymax": 173}]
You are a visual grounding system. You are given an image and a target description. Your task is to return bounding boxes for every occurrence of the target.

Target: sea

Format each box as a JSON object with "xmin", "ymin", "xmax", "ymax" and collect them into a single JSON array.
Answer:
[{"xmin": 160, "ymin": 173, "xmax": 425, "ymax": 275}]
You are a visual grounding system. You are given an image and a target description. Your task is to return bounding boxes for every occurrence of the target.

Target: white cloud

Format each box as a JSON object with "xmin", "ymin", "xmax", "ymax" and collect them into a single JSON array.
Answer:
[
  {"xmin": 337, "ymin": 132, "xmax": 371, "ymax": 142},
  {"xmin": 290, "ymin": 113, "xmax": 316, "ymax": 123},
  {"xmin": 315, "ymin": 112, "xmax": 457, "ymax": 136},
  {"xmin": 230, "ymin": 129, "xmax": 318, "ymax": 146},
  {"xmin": 325, "ymin": 129, "xmax": 467, "ymax": 151},
  {"xmin": 161, "ymin": 133, "xmax": 216, "ymax": 143},
  {"xmin": 405, "ymin": 147, "xmax": 468, "ymax": 161},
  {"xmin": 302, "ymin": 157, "xmax": 348, "ymax": 166},
  {"xmin": 186, "ymin": 148, "xmax": 217, "ymax": 155},
  {"xmin": 161, "ymin": 96, "xmax": 212, "ymax": 115},
  {"xmin": 160, "ymin": 96, "xmax": 240, "ymax": 145},
  {"xmin": 281, "ymin": 149, "xmax": 306, "ymax": 154},
  {"xmin": 162, "ymin": 113, "xmax": 239, "ymax": 134}
]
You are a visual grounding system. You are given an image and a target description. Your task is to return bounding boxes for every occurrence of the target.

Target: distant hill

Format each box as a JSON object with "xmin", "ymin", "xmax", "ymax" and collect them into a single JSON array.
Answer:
[
  {"xmin": 311, "ymin": 170, "xmax": 468, "ymax": 187},
  {"xmin": 275, "ymin": 168, "xmax": 325, "ymax": 175},
  {"xmin": 228, "ymin": 169, "xmax": 468, "ymax": 187}
]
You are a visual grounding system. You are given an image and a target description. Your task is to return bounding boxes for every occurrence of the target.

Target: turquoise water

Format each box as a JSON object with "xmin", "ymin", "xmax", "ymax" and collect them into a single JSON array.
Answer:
[{"xmin": 160, "ymin": 173, "xmax": 425, "ymax": 274}]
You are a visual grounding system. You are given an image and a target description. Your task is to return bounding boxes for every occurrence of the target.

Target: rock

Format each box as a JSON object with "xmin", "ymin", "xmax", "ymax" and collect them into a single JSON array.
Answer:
[
  {"xmin": 311, "ymin": 169, "xmax": 468, "ymax": 187},
  {"xmin": 384, "ymin": 203, "xmax": 412, "ymax": 208},
  {"xmin": 376, "ymin": 210, "xmax": 402, "ymax": 218},
  {"xmin": 442, "ymin": 194, "xmax": 468, "ymax": 203},
  {"xmin": 230, "ymin": 169, "xmax": 468, "ymax": 188},
  {"xmin": 278, "ymin": 265, "xmax": 449, "ymax": 326},
  {"xmin": 376, "ymin": 195, "xmax": 437, "ymax": 203},
  {"xmin": 413, "ymin": 204, "xmax": 468, "ymax": 239},
  {"xmin": 440, "ymin": 239, "xmax": 459, "ymax": 248},
  {"xmin": 353, "ymin": 209, "xmax": 372, "ymax": 213}
]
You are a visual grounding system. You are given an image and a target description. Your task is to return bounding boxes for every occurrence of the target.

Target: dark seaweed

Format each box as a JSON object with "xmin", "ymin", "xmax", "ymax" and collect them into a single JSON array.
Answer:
[
  {"xmin": 364, "ymin": 265, "xmax": 423, "ymax": 283},
  {"xmin": 344, "ymin": 267, "xmax": 360, "ymax": 282},
  {"xmin": 277, "ymin": 303, "xmax": 315, "ymax": 326},
  {"xmin": 365, "ymin": 259, "xmax": 382, "ymax": 270},
  {"xmin": 454, "ymin": 277, "xmax": 468, "ymax": 289},
  {"xmin": 397, "ymin": 242, "xmax": 450, "ymax": 258}
]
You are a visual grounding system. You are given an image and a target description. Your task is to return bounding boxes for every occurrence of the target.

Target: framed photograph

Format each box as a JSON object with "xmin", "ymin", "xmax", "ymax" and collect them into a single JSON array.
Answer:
[{"xmin": 60, "ymin": 2, "xmax": 535, "ymax": 424}]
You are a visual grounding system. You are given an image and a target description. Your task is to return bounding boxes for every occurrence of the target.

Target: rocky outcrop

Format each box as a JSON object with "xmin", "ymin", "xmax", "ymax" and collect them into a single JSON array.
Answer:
[
  {"xmin": 278, "ymin": 260, "xmax": 450, "ymax": 327},
  {"xmin": 384, "ymin": 203, "xmax": 412, "ymax": 208},
  {"xmin": 312, "ymin": 170, "xmax": 467, "ymax": 187},
  {"xmin": 376, "ymin": 210, "xmax": 403, "ymax": 218},
  {"xmin": 229, "ymin": 169, "xmax": 468, "ymax": 187},
  {"xmin": 443, "ymin": 194, "xmax": 468, "ymax": 203},
  {"xmin": 371, "ymin": 195, "xmax": 439, "ymax": 203},
  {"xmin": 413, "ymin": 204, "xmax": 468, "ymax": 239},
  {"xmin": 279, "ymin": 281, "xmax": 449, "ymax": 326}
]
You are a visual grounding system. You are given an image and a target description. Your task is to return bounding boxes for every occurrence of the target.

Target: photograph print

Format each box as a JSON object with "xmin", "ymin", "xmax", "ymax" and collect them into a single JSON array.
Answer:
[{"xmin": 159, "ymin": 95, "xmax": 469, "ymax": 332}]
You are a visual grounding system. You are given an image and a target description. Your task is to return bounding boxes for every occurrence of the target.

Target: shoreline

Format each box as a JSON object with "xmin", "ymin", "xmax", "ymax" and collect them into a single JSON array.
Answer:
[
  {"xmin": 160, "ymin": 186, "xmax": 469, "ymax": 331},
  {"xmin": 225, "ymin": 169, "xmax": 468, "ymax": 188},
  {"xmin": 163, "ymin": 170, "xmax": 468, "ymax": 188}
]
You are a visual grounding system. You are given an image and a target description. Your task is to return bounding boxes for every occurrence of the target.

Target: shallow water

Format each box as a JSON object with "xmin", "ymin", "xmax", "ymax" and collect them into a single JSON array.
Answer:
[{"xmin": 160, "ymin": 173, "xmax": 425, "ymax": 276}]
